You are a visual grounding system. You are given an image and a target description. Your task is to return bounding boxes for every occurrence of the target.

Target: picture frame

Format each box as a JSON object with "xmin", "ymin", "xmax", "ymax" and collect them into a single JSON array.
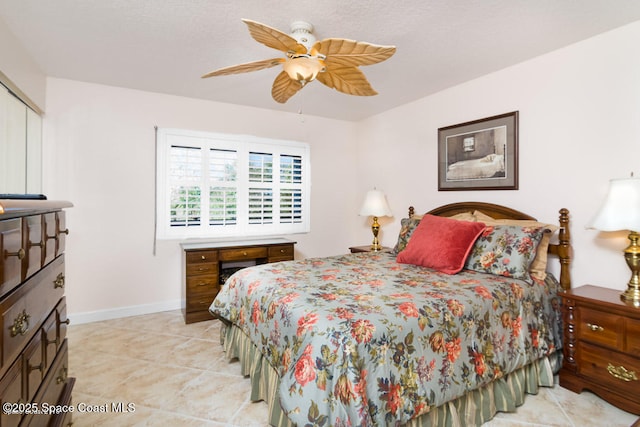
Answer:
[{"xmin": 438, "ymin": 111, "xmax": 518, "ymax": 191}]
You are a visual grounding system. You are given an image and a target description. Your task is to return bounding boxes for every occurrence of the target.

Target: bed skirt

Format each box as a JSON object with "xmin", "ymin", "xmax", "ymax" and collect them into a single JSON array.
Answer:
[{"xmin": 220, "ymin": 321, "xmax": 561, "ymax": 427}]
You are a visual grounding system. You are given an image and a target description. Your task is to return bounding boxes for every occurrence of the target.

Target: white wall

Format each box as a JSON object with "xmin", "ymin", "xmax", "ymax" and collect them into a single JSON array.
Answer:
[
  {"xmin": 357, "ymin": 21, "xmax": 640, "ymax": 293},
  {"xmin": 43, "ymin": 79, "xmax": 359, "ymax": 321}
]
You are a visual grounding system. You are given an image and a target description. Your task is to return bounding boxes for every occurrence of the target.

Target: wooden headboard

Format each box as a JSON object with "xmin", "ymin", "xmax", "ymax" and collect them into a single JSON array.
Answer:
[{"xmin": 408, "ymin": 202, "xmax": 571, "ymax": 291}]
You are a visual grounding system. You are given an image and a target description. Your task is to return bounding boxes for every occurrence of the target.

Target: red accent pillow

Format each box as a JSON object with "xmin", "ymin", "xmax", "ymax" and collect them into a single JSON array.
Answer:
[{"xmin": 396, "ymin": 214, "xmax": 486, "ymax": 274}]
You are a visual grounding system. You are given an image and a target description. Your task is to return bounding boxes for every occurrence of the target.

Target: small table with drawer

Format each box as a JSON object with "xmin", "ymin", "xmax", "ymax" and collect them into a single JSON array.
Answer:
[
  {"xmin": 560, "ymin": 284, "xmax": 640, "ymax": 415},
  {"xmin": 181, "ymin": 238, "xmax": 296, "ymax": 324}
]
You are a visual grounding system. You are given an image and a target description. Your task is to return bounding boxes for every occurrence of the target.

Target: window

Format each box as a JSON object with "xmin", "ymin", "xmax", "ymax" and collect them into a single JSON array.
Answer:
[{"xmin": 156, "ymin": 129, "xmax": 310, "ymax": 239}]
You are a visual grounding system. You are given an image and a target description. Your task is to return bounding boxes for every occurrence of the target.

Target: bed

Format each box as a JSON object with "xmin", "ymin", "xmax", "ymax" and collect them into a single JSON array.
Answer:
[
  {"xmin": 446, "ymin": 154, "xmax": 505, "ymax": 180},
  {"xmin": 210, "ymin": 202, "xmax": 571, "ymax": 426}
]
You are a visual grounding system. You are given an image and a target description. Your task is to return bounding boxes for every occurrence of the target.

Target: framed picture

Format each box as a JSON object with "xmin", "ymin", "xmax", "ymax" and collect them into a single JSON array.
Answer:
[{"xmin": 438, "ymin": 111, "xmax": 518, "ymax": 191}]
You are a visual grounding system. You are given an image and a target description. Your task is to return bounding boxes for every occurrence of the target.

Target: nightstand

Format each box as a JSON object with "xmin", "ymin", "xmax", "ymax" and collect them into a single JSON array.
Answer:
[
  {"xmin": 560, "ymin": 285, "xmax": 640, "ymax": 415},
  {"xmin": 349, "ymin": 245, "xmax": 392, "ymax": 253}
]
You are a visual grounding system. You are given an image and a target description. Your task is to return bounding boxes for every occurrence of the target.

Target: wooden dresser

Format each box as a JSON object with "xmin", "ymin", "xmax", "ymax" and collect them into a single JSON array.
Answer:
[
  {"xmin": 560, "ymin": 285, "xmax": 640, "ymax": 415},
  {"xmin": 0, "ymin": 200, "xmax": 74, "ymax": 427},
  {"xmin": 181, "ymin": 238, "xmax": 295, "ymax": 324}
]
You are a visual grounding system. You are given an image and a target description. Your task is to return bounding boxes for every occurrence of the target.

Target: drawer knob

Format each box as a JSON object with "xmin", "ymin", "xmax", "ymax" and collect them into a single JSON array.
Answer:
[
  {"xmin": 46, "ymin": 336, "xmax": 60, "ymax": 346},
  {"xmin": 243, "ymin": 251, "xmax": 248, "ymax": 256},
  {"xmin": 56, "ymin": 366, "xmax": 68, "ymax": 384},
  {"xmin": 59, "ymin": 228, "xmax": 70, "ymax": 236},
  {"xmin": 29, "ymin": 239, "xmax": 44, "ymax": 248},
  {"xmin": 54, "ymin": 273, "xmax": 65, "ymax": 289},
  {"xmin": 280, "ymin": 249, "xmax": 285, "ymax": 253},
  {"xmin": 28, "ymin": 362, "xmax": 43, "ymax": 374},
  {"xmin": 9, "ymin": 310, "xmax": 30, "ymax": 337},
  {"xmin": 586, "ymin": 322, "xmax": 604, "ymax": 332},
  {"xmin": 201, "ymin": 255, "xmax": 206, "ymax": 260},
  {"xmin": 607, "ymin": 363, "xmax": 638, "ymax": 382},
  {"xmin": 5, "ymin": 248, "xmax": 25, "ymax": 260},
  {"xmin": 60, "ymin": 318, "xmax": 71, "ymax": 325}
]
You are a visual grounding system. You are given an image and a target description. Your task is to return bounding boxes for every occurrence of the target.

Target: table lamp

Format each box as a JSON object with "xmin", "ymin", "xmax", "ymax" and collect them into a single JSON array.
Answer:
[
  {"xmin": 588, "ymin": 176, "xmax": 640, "ymax": 307},
  {"xmin": 359, "ymin": 189, "xmax": 393, "ymax": 251}
]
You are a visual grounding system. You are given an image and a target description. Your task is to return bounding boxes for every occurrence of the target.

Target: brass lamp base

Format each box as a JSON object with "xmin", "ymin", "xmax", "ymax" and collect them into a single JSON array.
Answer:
[
  {"xmin": 370, "ymin": 216, "xmax": 381, "ymax": 251},
  {"xmin": 621, "ymin": 231, "xmax": 640, "ymax": 308}
]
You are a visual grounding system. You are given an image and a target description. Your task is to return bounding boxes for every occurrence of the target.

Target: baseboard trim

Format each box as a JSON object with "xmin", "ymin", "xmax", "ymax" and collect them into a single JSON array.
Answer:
[{"xmin": 69, "ymin": 299, "xmax": 182, "ymax": 325}]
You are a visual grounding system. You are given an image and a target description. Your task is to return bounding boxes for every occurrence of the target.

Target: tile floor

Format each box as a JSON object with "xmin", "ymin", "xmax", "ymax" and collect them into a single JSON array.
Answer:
[{"xmin": 68, "ymin": 310, "xmax": 639, "ymax": 426}]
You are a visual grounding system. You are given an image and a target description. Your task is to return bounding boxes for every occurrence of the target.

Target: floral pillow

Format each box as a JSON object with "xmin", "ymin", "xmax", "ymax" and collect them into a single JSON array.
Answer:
[
  {"xmin": 472, "ymin": 210, "xmax": 558, "ymax": 280},
  {"xmin": 464, "ymin": 225, "xmax": 546, "ymax": 281},
  {"xmin": 393, "ymin": 216, "xmax": 422, "ymax": 254}
]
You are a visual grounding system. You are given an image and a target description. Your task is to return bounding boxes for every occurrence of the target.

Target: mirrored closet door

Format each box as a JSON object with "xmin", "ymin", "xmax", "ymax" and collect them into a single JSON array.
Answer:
[{"xmin": 0, "ymin": 83, "xmax": 42, "ymax": 194}]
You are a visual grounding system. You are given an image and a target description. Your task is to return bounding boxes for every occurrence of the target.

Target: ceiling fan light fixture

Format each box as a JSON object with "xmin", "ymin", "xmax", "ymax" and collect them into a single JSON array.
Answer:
[
  {"xmin": 283, "ymin": 55, "xmax": 325, "ymax": 83},
  {"xmin": 202, "ymin": 19, "xmax": 396, "ymax": 103}
]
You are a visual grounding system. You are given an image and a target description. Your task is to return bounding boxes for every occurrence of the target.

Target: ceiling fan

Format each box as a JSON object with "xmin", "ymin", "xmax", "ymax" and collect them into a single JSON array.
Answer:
[{"xmin": 202, "ymin": 19, "xmax": 396, "ymax": 104}]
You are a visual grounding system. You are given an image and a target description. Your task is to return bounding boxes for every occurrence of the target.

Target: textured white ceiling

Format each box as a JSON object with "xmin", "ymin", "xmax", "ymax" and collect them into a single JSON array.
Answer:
[{"xmin": 1, "ymin": 1, "xmax": 640, "ymax": 121}]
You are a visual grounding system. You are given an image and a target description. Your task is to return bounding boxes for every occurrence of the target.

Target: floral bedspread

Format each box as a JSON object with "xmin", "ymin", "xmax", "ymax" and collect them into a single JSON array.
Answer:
[{"xmin": 210, "ymin": 252, "xmax": 562, "ymax": 427}]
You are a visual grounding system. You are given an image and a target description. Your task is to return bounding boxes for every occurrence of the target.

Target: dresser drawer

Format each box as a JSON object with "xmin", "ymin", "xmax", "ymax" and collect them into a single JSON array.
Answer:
[
  {"xmin": 54, "ymin": 211, "xmax": 68, "ymax": 257},
  {"xmin": 26, "ymin": 339, "xmax": 70, "ymax": 427},
  {"xmin": 185, "ymin": 292, "xmax": 217, "ymax": 312},
  {"xmin": 43, "ymin": 213, "xmax": 57, "ymax": 267},
  {"xmin": 1, "ymin": 256, "xmax": 65, "ymax": 370},
  {"xmin": 219, "ymin": 247, "xmax": 267, "ymax": 261},
  {"xmin": 24, "ymin": 331, "xmax": 43, "ymax": 402},
  {"xmin": 268, "ymin": 244, "xmax": 294, "ymax": 261},
  {"xmin": 56, "ymin": 297, "xmax": 69, "ymax": 347},
  {"xmin": 186, "ymin": 250, "xmax": 218, "ymax": 277},
  {"xmin": 24, "ymin": 215, "xmax": 44, "ymax": 280},
  {"xmin": 186, "ymin": 261, "xmax": 218, "ymax": 277},
  {"xmin": 43, "ymin": 310, "xmax": 58, "ymax": 373},
  {"xmin": 579, "ymin": 342, "xmax": 640, "ymax": 396},
  {"xmin": 186, "ymin": 275, "xmax": 219, "ymax": 294},
  {"xmin": 0, "ymin": 219, "xmax": 22, "ymax": 298},
  {"xmin": 186, "ymin": 250, "xmax": 218, "ymax": 266},
  {"xmin": 0, "ymin": 357, "xmax": 23, "ymax": 427},
  {"xmin": 578, "ymin": 306, "xmax": 623, "ymax": 350},
  {"xmin": 40, "ymin": 340, "xmax": 70, "ymax": 406}
]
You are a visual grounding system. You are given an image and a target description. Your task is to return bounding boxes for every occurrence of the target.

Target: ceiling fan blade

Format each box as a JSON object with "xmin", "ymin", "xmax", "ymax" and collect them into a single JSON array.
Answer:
[
  {"xmin": 201, "ymin": 58, "xmax": 284, "ymax": 78},
  {"xmin": 316, "ymin": 66, "xmax": 378, "ymax": 96},
  {"xmin": 271, "ymin": 71, "xmax": 304, "ymax": 103},
  {"xmin": 242, "ymin": 19, "xmax": 308, "ymax": 54},
  {"xmin": 313, "ymin": 38, "xmax": 396, "ymax": 67}
]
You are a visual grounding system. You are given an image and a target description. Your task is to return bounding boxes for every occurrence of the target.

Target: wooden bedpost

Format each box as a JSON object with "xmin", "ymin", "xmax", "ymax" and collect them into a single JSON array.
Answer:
[{"xmin": 557, "ymin": 208, "xmax": 572, "ymax": 291}]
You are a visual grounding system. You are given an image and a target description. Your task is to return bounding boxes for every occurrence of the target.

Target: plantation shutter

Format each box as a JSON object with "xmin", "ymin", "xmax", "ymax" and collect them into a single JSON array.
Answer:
[
  {"xmin": 209, "ymin": 148, "xmax": 238, "ymax": 226},
  {"xmin": 169, "ymin": 145, "xmax": 202, "ymax": 227},
  {"xmin": 279, "ymin": 154, "xmax": 303, "ymax": 224},
  {"xmin": 156, "ymin": 129, "xmax": 310, "ymax": 239}
]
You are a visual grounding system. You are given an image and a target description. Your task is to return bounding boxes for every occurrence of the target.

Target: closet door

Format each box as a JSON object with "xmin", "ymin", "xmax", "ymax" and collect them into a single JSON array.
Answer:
[
  {"xmin": 0, "ymin": 85, "xmax": 27, "ymax": 193},
  {"xmin": 0, "ymin": 86, "xmax": 8, "ymax": 190},
  {"xmin": 26, "ymin": 108, "xmax": 42, "ymax": 193}
]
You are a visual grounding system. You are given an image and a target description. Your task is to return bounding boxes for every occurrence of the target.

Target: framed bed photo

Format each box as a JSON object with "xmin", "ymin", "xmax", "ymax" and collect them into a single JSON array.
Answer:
[{"xmin": 438, "ymin": 111, "xmax": 519, "ymax": 191}]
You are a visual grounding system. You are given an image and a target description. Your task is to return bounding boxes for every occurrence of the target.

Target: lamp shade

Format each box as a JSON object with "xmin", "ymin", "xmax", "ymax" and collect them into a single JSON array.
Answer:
[
  {"xmin": 588, "ymin": 177, "xmax": 640, "ymax": 232},
  {"xmin": 359, "ymin": 189, "xmax": 392, "ymax": 217},
  {"xmin": 283, "ymin": 57, "xmax": 325, "ymax": 83}
]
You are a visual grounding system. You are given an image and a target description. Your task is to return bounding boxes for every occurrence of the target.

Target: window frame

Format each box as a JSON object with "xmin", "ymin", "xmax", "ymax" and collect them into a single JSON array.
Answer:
[{"xmin": 156, "ymin": 128, "xmax": 310, "ymax": 240}]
